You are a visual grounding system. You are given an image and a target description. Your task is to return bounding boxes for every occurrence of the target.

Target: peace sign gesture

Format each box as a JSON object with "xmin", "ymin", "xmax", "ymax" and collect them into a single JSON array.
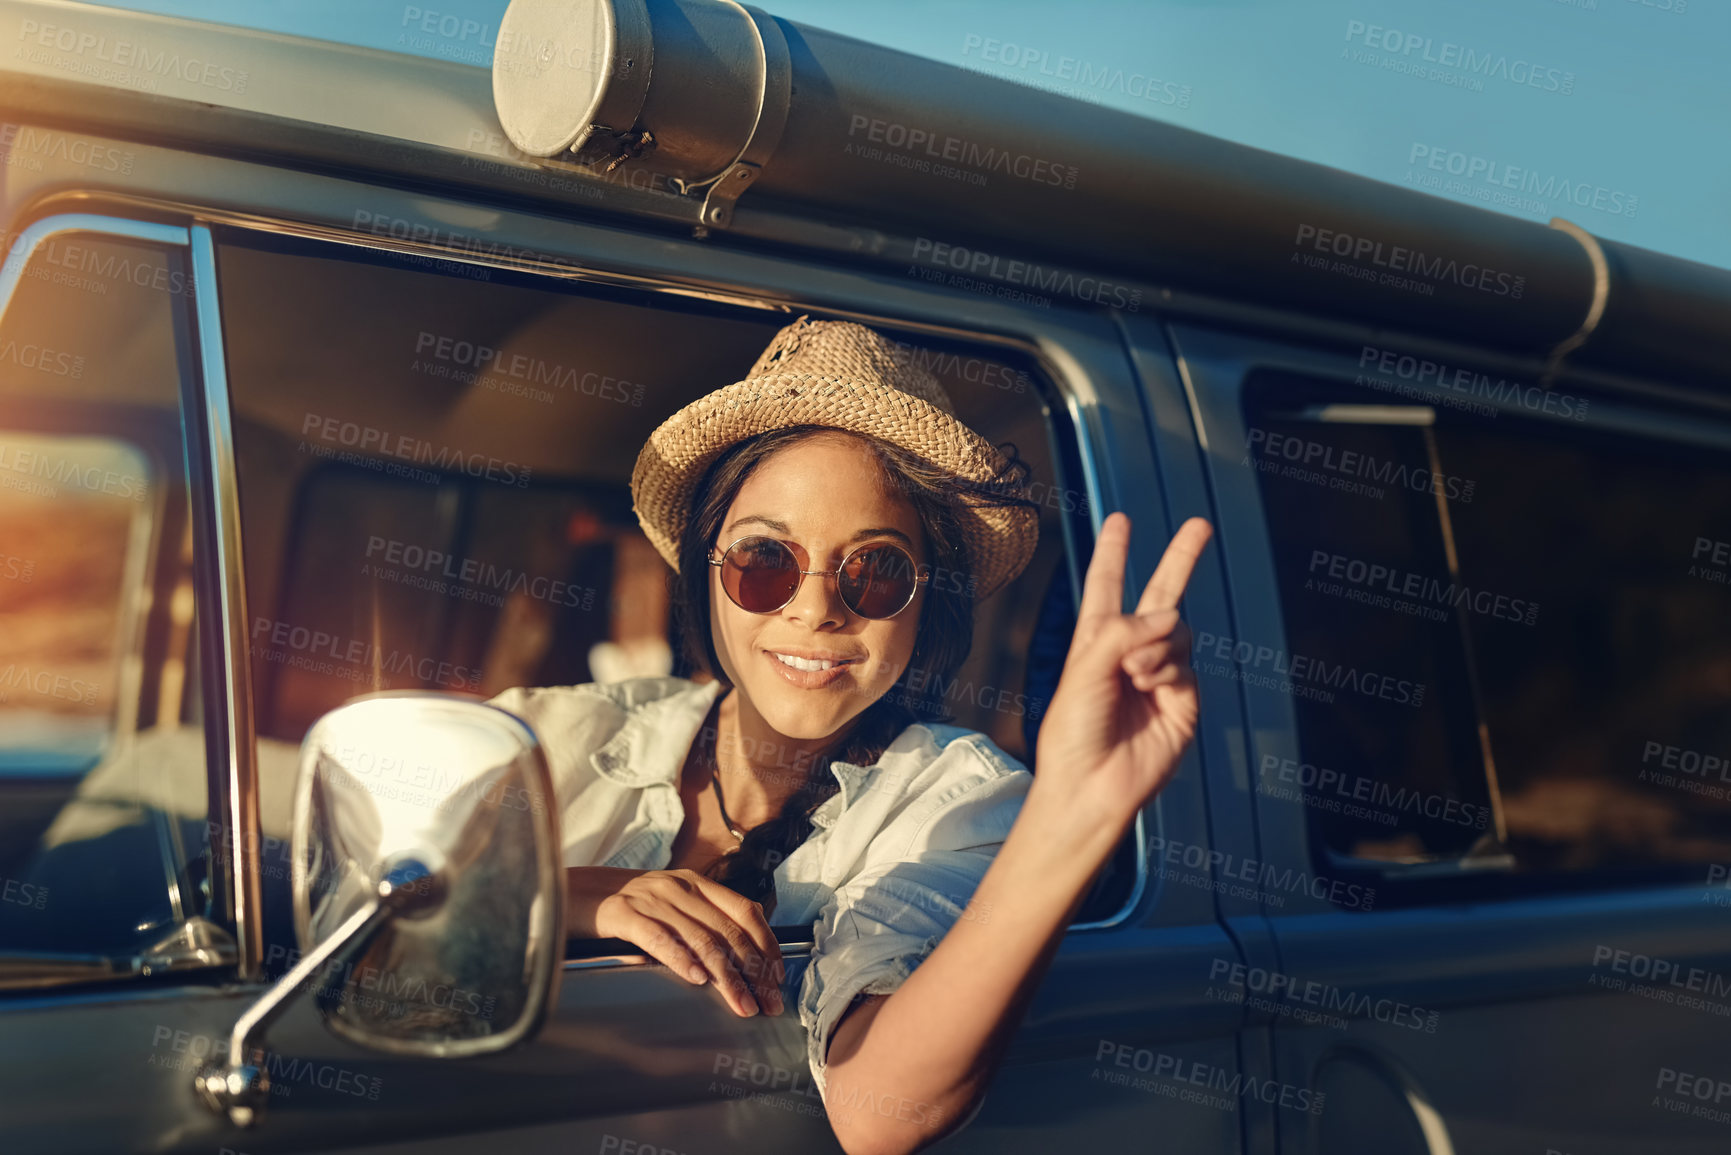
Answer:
[{"xmin": 1027, "ymin": 512, "xmax": 1214, "ymax": 843}]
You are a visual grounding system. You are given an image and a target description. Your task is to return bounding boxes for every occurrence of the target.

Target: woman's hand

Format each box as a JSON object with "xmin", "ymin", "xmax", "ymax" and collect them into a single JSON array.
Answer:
[
  {"xmin": 1029, "ymin": 512, "xmax": 1213, "ymax": 844},
  {"xmin": 566, "ymin": 866, "xmax": 786, "ymax": 1018}
]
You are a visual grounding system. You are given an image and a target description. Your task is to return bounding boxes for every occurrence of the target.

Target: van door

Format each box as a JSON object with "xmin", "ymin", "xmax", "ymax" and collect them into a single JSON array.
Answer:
[{"xmin": 1169, "ymin": 319, "xmax": 1731, "ymax": 1155}]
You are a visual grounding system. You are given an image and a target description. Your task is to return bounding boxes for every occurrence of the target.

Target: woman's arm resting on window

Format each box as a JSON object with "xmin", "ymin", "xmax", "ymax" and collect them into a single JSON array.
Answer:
[
  {"xmin": 566, "ymin": 866, "xmax": 785, "ymax": 1018},
  {"xmin": 821, "ymin": 513, "xmax": 1213, "ymax": 1155}
]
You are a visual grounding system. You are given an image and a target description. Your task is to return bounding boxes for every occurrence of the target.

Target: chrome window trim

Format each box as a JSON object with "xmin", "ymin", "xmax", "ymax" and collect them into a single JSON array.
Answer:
[
  {"xmin": 0, "ymin": 211, "xmax": 252, "ymax": 990},
  {"xmin": 0, "ymin": 212, "xmax": 189, "ymax": 301},
  {"xmin": 188, "ymin": 225, "xmax": 264, "ymax": 980},
  {"xmin": 1056, "ymin": 383, "xmax": 1153, "ymax": 932}
]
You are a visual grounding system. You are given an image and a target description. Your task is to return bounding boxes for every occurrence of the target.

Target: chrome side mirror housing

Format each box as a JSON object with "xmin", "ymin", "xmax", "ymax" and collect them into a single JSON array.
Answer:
[{"xmin": 196, "ymin": 693, "xmax": 563, "ymax": 1127}]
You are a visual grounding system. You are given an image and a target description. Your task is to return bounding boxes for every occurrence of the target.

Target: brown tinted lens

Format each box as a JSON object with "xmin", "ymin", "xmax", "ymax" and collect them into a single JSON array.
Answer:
[
  {"xmin": 840, "ymin": 543, "xmax": 919, "ymax": 619},
  {"xmin": 723, "ymin": 537, "xmax": 802, "ymax": 613}
]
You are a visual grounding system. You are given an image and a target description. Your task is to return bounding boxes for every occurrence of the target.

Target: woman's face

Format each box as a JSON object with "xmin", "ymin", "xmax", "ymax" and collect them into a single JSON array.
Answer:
[{"xmin": 709, "ymin": 431, "xmax": 926, "ymax": 743}]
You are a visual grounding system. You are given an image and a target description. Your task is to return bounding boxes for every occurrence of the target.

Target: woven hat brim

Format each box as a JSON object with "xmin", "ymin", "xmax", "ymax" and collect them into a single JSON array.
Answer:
[{"xmin": 631, "ymin": 372, "xmax": 1038, "ymax": 600}]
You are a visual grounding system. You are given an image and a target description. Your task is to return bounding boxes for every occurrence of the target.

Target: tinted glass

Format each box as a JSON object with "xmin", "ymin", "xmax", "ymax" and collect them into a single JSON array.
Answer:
[{"xmin": 1247, "ymin": 368, "xmax": 1731, "ymax": 899}]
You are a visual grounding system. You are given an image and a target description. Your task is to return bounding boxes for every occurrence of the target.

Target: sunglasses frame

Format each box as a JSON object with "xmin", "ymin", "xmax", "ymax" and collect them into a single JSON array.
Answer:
[{"xmin": 707, "ymin": 534, "xmax": 931, "ymax": 620}]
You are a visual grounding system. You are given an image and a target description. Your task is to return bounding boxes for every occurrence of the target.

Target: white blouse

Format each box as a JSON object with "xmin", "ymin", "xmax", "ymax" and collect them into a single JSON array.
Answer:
[{"xmin": 486, "ymin": 674, "xmax": 1032, "ymax": 1100}]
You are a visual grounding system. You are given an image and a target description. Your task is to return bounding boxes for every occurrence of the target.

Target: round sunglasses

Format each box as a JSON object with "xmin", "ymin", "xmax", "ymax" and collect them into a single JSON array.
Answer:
[{"xmin": 708, "ymin": 535, "xmax": 930, "ymax": 620}]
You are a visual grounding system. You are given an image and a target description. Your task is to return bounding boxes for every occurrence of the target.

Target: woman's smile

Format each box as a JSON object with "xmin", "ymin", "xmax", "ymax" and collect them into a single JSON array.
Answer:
[{"xmin": 764, "ymin": 647, "xmax": 860, "ymax": 687}]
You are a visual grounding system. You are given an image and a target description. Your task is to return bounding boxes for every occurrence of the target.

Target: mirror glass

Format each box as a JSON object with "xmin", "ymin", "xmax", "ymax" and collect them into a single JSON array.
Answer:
[{"xmin": 292, "ymin": 692, "xmax": 562, "ymax": 1057}]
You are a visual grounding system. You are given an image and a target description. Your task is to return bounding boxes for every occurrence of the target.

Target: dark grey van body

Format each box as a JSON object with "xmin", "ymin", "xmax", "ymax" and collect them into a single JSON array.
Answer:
[{"xmin": 0, "ymin": 2, "xmax": 1727, "ymax": 1153}]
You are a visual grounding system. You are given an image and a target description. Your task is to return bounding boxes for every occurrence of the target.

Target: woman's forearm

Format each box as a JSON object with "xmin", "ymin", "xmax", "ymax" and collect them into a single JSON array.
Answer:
[{"xmin": 820, "ymin": 786, "xmax": 1131, "ymax": 1155}]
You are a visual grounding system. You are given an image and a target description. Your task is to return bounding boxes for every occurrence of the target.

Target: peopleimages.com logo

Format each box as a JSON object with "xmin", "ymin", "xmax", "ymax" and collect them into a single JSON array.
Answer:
[
  {"xmin": 1654, "ymin": 1067, "xmax": 1731, "ymax": 1127},
  {"xmin": 1192, "ymin": 629, "xmax": 1425, "ymax": 710},
  {"xmin": 846, "ymin": 115, "xmax": 1080, "ymax": 190},
  {"xmin": 148, "ymin": 1026, "xmax": 380, "ymax": 1099},
  {"xmin": 1591, "ymin": 946, "xmax": 1731, "ymax": 1003},
  {"xmin": 413, "ymin": 332, "xmax": 645, "ymax": 407},
  {"xmin": 1259, "ymin": 753, "xmax": 1491, "ymax": 830},
  {"xmin": 959, "ymin": 34, "xmax": 1192, "ymax": 108},
  {"xmin": 17, "ymin": 18, "xmax": 251, "ymax": 94},
  {"xmin": 1293, "ymin": 223, "xmax": 1526, "ymax": 298},
  {"xmin": 1305, "ymin": 548, "xmax": 1540, "ymax": 627},
  {"xmin": 0, "ymin": 665, "xmax": 98, "ymax": 707},
  {"xmin": 364, "ymin": 535, "xmax": 597, "ymax": 611},
  {"xmin": 300, "ymin": 413, "xmax": 532, "ymax": 488},
  {"xmin": 1149, "ymin": 833, "xmax": 1377, "ymax": 910},
  {"xmin": 1244, "ymin": 426, "xmax": 1476, "ymax": 504},
  {"xmin": 0, "ymin": 123, "xmax": 133, "ymax": 174},
  {"xmin": 1206, "ymin": 957, "xmax": 1439, "ymax": 1033},
  {"xmin": 250, "ymin": 615, "xmax": 482, "ymax": 691},
  {"xmin": 910, "ymin": 237, "xmax": 1141, "ymax": 311},
  {"xmin": 1094, "ymin": 1040, "xmax": 1326, "ymax": 1114},
  {"xmin": 1, "ymin": 876, "xmax": 47, "ymax": 910},
  {"xmin": 0, "ymin": 442, "xmax": 148, "ymax": 502},
  {"xmin": 1407, "ymin": 144, "xmax": 1636, "ymax": 219},
  {"xmin": 1357, "ymin": 345, "xmax": 1588, "ymax": 421},
  {"xmin": 1342, "ymin": 20, "xmax": 1575, "ymax": 95},
  {"xmin": 264, "ymin": 943, "xmax": 498, "ymax": 1021}
]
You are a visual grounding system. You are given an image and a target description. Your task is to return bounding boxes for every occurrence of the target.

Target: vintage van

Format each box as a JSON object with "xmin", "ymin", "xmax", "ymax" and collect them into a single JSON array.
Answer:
[{"xmin": 1, "ymin": 0, "xmax": 1729, "ymax": 1152}]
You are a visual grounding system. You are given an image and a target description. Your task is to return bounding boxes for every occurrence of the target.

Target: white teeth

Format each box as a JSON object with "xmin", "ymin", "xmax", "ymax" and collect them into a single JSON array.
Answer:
[{"xmin": 773, "ymin": 652, "xmax": 838, "ymax": 672}]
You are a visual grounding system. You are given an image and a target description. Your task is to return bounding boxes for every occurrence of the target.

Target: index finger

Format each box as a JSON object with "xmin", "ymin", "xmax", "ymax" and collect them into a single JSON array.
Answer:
[
  {"xmin": 1076, "ymin": 510, "xmax": 1132, "ymax": 625},
  {"xmin": 1136, "ymin": 517, "xmax": 1213, "ymax": 616}
]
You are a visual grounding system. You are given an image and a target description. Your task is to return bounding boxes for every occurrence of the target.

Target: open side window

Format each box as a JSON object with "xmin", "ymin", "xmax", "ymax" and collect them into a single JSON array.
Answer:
[{"xmin": 209, "ymin": 224, "xmax": 1129, "ymax": 962}]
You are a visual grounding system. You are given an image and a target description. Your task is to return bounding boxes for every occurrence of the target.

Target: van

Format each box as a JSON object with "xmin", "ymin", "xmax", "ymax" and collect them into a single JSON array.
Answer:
[{"xmin": 1, "ymin": 1, "xmax": 1728, "ymax": 1152}]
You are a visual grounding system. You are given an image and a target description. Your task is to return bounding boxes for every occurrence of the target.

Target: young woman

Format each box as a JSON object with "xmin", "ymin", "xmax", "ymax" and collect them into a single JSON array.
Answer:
[{"xmin": 489, "ymin": 317, "xmax": 1212, "ymax": 1155}]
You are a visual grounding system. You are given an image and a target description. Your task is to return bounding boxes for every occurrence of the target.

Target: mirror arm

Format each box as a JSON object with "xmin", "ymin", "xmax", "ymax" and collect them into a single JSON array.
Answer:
[{"xmin": 193, "ymin": 898, "xmax": 390, "ymax": 1128}]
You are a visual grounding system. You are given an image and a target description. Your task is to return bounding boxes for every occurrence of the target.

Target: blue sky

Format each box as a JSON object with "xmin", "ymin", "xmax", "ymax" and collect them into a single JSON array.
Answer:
[{"xmin": 97, "ymin": 0, "xmax": 1731, "ymax": 273}]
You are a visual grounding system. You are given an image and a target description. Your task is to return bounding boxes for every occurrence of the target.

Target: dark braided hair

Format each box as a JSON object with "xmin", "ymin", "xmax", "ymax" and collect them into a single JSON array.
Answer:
[{"xmin": 671, "ymin": 424, "xmax": 1039, "ymax": 916}]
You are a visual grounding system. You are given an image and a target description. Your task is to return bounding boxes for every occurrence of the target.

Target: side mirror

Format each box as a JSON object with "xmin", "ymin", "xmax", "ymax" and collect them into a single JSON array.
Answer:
[{"xmin": 195, "ymin": 693, "xmax": 564, "ymax": 1127}]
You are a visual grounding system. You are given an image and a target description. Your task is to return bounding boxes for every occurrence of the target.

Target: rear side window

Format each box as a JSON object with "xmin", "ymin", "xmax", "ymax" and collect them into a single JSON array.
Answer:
[{"xmin": 1244, "ymin": 368, "xmax": 1731, "ymax": 901}]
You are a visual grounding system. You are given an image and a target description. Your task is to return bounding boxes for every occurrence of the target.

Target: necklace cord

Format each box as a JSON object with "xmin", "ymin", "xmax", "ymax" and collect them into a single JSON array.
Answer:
[
  {"xmin": 709, "ymin": 769, "xmax": 747, "ymax": 842},
  {"xmin": 701, "ymin": 708, "xmax": 746, "ymax": 841}
]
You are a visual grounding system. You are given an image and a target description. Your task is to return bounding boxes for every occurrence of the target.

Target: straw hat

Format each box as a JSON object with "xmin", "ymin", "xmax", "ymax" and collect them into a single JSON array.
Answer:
[{"xmin": 630, "ymin": 316, "xmax": 1039, "ymax": 600}]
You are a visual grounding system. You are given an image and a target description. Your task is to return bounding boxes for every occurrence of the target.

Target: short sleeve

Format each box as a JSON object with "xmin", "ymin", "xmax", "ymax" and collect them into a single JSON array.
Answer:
[{"xmin": 796, "ymin": 755, "xmax": 1029, "ymax": 1103}]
